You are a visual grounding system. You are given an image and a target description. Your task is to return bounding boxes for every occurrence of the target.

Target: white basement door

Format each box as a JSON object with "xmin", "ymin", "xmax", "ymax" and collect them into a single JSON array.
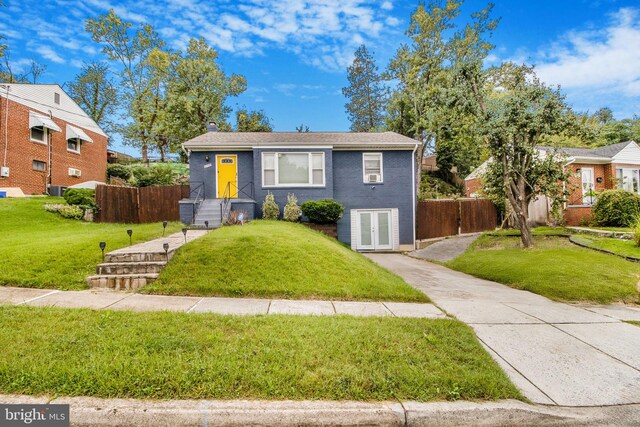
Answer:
[{"xmin": 352, "ymin": 209, "xmax": 398, "ymax": 251}]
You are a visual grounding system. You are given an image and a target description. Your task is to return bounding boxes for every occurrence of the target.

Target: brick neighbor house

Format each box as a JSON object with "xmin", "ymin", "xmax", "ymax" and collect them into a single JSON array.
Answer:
[
  {"xmin": 464, "ymin": 141, "xmax": 640, "ymax": 226},
  {"xmin": 0, "ymin": 84, "xmax": 108, "ymax": 195}
]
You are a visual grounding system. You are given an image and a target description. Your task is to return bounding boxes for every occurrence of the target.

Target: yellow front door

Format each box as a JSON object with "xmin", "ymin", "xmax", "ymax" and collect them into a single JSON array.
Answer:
[{"xmin": 217, "ymin": 155, "xmax": 238, "ymax": 198}]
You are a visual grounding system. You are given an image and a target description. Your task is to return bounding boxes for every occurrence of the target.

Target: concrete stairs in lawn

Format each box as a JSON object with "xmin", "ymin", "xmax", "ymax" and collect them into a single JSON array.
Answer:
[
  {"xmin": 193, "ymin": 199, "xmax": 223, "ymax": 228},
  {"xmin": 85, "ymin": 230, "xmax": 209, "ymax": 291}
]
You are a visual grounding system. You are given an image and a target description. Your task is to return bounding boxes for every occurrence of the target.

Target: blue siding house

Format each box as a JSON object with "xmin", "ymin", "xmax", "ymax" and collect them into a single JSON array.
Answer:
[{"xmin": 180, "ymin": 129, "xmax": 418, "ymax": 251}]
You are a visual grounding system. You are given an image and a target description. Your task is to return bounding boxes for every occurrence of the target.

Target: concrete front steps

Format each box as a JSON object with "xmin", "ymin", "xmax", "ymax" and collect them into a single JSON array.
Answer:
[
  {"xmin": 193, "ymin": 199, "xmax": 223, "ymax": 228},
  {"xmin": 86, "ymin": 230, "xmax": 209, "ymax": 291}
]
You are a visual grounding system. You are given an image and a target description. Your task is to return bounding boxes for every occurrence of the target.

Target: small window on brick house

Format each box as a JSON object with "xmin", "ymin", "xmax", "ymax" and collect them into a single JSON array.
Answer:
[
  {"xmin": 67, "ymin": 138, "xmax": 80, "ymax": 153},
  {"xmin": 30, "ymin": 126, "xmax": 46, "ymax": 143},
  {"xmin": 32, "ymin": 160, "xmax": 46, "ymax": 172},
  {"xmin": 54, "ymin": 92, "xmax": 60, "ymax": 104}
]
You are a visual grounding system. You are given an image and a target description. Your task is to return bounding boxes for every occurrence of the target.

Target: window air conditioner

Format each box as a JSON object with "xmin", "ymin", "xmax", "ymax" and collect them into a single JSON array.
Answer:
[
  {"xmin": 0, "ymin": 167, "xmax": 8, "ymax": 177},
  {"xmin": 367, "ymin": 174, "xmax": 381, "ymax": 183},
  {"xmin": 68, "ymin": 168, "xmax": 82, "ymax": 177}
]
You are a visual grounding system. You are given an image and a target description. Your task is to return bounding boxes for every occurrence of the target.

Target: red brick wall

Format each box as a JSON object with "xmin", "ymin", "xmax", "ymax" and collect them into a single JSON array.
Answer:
[
  {"xmin": 464, "ymin": 178, "xmax": 482, "ymax": 197},
  {"xmin": 564, "ymin": 206, "xmax": 593, "ymax": 226},
  {"xmin": 0, "ymin": 97, "xmax": 107, "ymax": 194},
  {"xmin": 565, "ymin": 163, "xmax": 607, "ymax": 206}
]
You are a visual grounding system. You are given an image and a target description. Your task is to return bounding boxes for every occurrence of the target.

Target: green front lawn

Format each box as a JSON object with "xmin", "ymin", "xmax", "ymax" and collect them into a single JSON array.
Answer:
[
  {"xmin": 0, "ymin": 197, "xmax": 182, "ymax": 289},
  {"xmin": 0, "ymin": 306, "xmax": 520, "ymax": 402},
  {"xmin": 571, "ymin": 235, "xmax": 640, "ymax": 259},
  {"xmin": 446, "ymin": 235, "xmax": 640, "ymax": 304},
  {"xmin": 489, "ymin": 226, "xmax": 571, "ymax": 236},
  {"xmin": 145, "ymin": 221, "xmax": 427, "ymax": 302}
]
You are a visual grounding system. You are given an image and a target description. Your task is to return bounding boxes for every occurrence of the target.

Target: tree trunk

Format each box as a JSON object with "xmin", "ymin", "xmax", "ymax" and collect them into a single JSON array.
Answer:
[
  {"xmin": 516, "ymin": 198, "xmax": 533, "ymax": 248},
  {"xmin": 142, "ymin": 144, "xmax": 148, "ymax": 163}
]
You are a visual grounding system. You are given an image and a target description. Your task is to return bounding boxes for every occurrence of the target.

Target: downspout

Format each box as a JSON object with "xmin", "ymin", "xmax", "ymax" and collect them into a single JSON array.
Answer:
[
  {"xmin": 0, "ymin": 84, "xmax": 9, "ymax": 168},
  {"xmin": 412, "ymin": 143, "xmax": 418, "ymax": 250},
  {"xmin": 47, "ymin": 110, "xmax": 54, "ymax": 195}
]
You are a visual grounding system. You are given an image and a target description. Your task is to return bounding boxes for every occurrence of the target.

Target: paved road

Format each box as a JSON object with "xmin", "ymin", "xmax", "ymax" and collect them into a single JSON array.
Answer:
[
  {"xmin": 0, "ymin": 286, "xmax": 444, "ymax": 319},
  {"xmin": 367, "ymin": 253, "xmax": 640, "ymax": 407}
]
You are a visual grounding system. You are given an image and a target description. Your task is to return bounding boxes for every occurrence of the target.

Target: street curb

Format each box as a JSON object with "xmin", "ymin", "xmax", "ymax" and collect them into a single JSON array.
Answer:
[{"xmin": 2, "ymin": 395, "xmax": 640, "ymax": 426}]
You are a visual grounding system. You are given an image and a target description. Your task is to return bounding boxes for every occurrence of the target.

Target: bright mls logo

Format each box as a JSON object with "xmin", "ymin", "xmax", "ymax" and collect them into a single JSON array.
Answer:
[{"xmin": 0, "ymin": 404, "xmax": 69, "ymax": 426}]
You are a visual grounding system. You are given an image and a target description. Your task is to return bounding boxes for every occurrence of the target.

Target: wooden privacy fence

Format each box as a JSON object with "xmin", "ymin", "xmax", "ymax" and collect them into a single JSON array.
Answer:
[
  {"xmin": 417, "ymin": 198, "xmax": 497, "ymax": 240},
  {"xmin": 95, "ymin": 184, "xmax": 190, "ymax": 223}
]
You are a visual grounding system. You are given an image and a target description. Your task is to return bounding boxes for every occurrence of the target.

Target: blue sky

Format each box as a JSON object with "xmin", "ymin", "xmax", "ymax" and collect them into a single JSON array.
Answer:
[{"xmin": 2, "ymin": 0, "xmax": 640, "ymax": 156}]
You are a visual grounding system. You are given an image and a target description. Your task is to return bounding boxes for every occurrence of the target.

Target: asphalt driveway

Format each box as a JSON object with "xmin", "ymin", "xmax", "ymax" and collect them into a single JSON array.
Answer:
[{"xmin": 367, "ymin": 253, "xmax": 640, "ymax": 407}]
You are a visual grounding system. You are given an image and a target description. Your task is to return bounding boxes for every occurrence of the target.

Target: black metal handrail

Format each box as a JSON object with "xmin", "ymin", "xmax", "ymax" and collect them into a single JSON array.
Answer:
[
  {"xmin": 219, "ymin": 181, "xmax": 254, "ymax": 225},
  {"xmin": 220, "ymin": 181, "xmax": 232, "ymax": 223},
  {"xmin": 190, "ymin": 181, "xmax": 205, "ymax": 225}
]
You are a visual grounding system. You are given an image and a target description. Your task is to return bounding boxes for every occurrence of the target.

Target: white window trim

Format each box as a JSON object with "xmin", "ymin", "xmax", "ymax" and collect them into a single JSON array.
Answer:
[
  {"xmin": 30, "ymin": 127, "xmax": 47, "ymax": 145},
  {"xmin": 32, "ymin": 160, "xmax": 47, "ymax": 172},
  {"xmin": 362, "ymin": 152, "xmax": 383, "ymax": 183},
  {"xmin": 261, "ymin": 152, "xmax": 325, "ymax": 188},
  {"xmin": 616, "ymin": 167, "xmax": 640, "ymax": 194},
  {"xmin": 67, "ymin": 138, "xmax": 81, "ymax": 154}
]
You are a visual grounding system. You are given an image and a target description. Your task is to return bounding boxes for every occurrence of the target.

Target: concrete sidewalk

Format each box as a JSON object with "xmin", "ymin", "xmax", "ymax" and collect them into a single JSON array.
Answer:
[
  {"xmin": 2, "ymin": 394, "xmax": 640, "ymax": 426},
  {"xmin": 0, "ymin": 286, "xmax": 445, "ymax": 319},
  {"xmin": 410, "ymin": 234, "xmax": 480, "ymax": 262},
  {"xmin": 367, "ymin": 253, "xmax": 640, "ymax": 407}
]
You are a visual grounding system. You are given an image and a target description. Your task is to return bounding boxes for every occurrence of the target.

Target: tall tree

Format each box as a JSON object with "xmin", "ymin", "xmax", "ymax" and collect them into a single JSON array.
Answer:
[
  {"xmin": 66, "ymin": 61, "xmax": 118, "ymax": 131},
  {"xmin": 386, "ymin": 0, "xmax": 498, "ymax": 181},
  {"xmin": 474, "ymin": 64, "xmax": 572, "ymax": 248},
  {"xmin": 86, "ymin": 9, "xmax": 165, "ymax": 162},
  {"xmin": 296, "ymin": 123, "xmax": 310, "ymax": 132},
  {"xmin": 235, "ymin": 108, "xmax": 272, "ymax": 132},
  {"xmin": 342, "ymin": 45, "xmax": 387, "ymax": 132},
  {"xmin": 162, "ymin": 37, "xmax": 246, "ymax": 144}
]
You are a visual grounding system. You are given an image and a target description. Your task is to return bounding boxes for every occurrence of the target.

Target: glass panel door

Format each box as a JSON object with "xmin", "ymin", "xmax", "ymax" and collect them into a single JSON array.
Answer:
[
  {"xmin": 375, "ymin": 211, "xmax": 391, "ymax": 249},
  {"xmin": 358, "ymin": 212, "xmax": 373, "ymax": 249},
  {"xmin": 581, "ymin": 168, "xmax": 594, "ymax": 205}
]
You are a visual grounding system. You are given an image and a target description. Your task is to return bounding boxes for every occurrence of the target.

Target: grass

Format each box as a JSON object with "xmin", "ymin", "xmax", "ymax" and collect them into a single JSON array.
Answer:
[
  {"xmin": 580, "ymin": 226, "xmax": 632, "ymax": 232},
  {"xmin": 446, "ymin": 235, "xmax": 640, "ymax": 304},
  {"xmin": 0, "ymin": 306, "xmax": 521, "ymax": 402},
  {"xmin": 145, "ymin": 221, "xmax": 427, "ymax": 302},
  {"xmin": 571, "ymin": 235, "xmax": 640, "ymax": 259},
  {"xmin": 0, "ymin": 197, "xmax": 182, "ymax": 289},
  {"xmin": 489, "ymin": 226, "xmax": 571, "ymax": 236}
]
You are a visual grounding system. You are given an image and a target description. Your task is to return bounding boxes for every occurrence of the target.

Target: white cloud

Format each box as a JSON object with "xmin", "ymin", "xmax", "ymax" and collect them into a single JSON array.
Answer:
[
  {"xmin": 533, "ymin": 8, "xmax": 640, "ymax": 99},
  {"xmin": 6, "ymin": 0, "xmax": 400, "ymax": 74},
  {"xmin": 35, "ymin": 46, "xmax": 65, "ymax": 64}
]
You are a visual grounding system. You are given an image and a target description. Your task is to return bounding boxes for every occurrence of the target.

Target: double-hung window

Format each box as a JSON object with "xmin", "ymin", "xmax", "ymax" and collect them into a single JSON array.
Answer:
[
  {"xmin": 616, "ymin": 168, "xmax": 640, "ymax": 194},
  {"xmin": 30, "ymin": 126, "xmax": 46, "ymax": 144},
  {"xmin": 363, "ymin": 153, "xmax": 383, "ymax": 183},
  {"xmin": 67, "ymin": 138, "xmax": 81, "ymax": 153},
  {"xmin": 262, "ymin": 152, "xmax": 325, "ymax": 187}
]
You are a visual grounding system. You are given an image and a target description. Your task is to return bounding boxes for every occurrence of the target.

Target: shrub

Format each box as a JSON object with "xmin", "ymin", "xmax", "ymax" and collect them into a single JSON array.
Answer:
[
  {"xmin": 283, "ymin": 193, "xmax": 301, "ymax": 222},
  {"xmin": 592, "ymin": 190, "xmax": 640, "ymax": 227},
  {"xmin": 106, "ymin": 164, "xmax": 132, "ymax": 181},
  {"xmin": 262, "ymin": 192, "xmax": 279, "ymax": 220},
  {"xmin": 226, "ymin": 209, "xmax": 249, "ymax": 226},
  {"xmin": 131, "ymin": 165, "xmax": 175, "ymax": 187},
  {"xmin": 58, "ymin": 205, "xmax": 84, "ymax": 220},
  {"xmin": 300, "ymin": 199, "xmax": 345, "ymax": 224},
  {"xmin": 63, "ymin": 189, "xmax": 96, "ymax": 210},
  {"xmin": 634, "ymin": 220, "xmax": 640, "ymax": 247},
  {"xmin": 43, "ymin": 203, "xmax": 65, "ymax": 213}
]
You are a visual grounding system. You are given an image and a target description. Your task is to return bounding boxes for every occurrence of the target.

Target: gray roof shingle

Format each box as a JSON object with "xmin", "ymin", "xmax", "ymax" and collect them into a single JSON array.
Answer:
[
  {"xmin": 539, "ymin": 141, "xmax": 634, "ymax": 159},
  {"xmin": 183, "ymin": 131, "xmax": 418, "ymax": 150}
]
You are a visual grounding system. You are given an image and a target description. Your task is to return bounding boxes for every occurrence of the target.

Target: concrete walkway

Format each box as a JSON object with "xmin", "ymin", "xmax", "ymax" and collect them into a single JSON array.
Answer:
[
  {"xmin": 0, "ymin": 286, "xmax": 445, "ymax": 319},
  {"xmin": 366, "ymin": 253, "xmax": 640, "ymax": 407},
  {"xmin": 410, "ymin": 234, "xmax": 480, "ymax": 262}
]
